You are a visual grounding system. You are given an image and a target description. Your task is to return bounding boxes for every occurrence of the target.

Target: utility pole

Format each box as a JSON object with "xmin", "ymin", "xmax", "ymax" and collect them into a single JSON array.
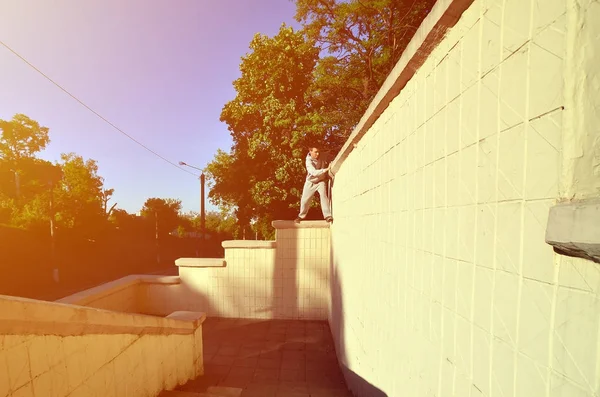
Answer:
[
  {"xmin": 155, "ymin": 210, "xmax": 160, "ymax": 265},
  {"xmin": 49, "ymin": 180, "xmax": 58, "ymax": 283},
  {"xmin": 180, "ymin": 161, "xmax": 207, "ymax": 257},
  {"xmin": 200, "ymin": 172, "xmax": 206, "ymax": 257},
  {"xmin": 200, "ymin": 173, "xmax": 205, "ymax": 234}
]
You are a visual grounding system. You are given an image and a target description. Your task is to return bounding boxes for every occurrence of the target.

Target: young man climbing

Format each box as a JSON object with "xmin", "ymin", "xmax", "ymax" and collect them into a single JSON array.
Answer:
[{"xmin": 295, "ymin": 146, "xmax": 333, "ymax": 224}]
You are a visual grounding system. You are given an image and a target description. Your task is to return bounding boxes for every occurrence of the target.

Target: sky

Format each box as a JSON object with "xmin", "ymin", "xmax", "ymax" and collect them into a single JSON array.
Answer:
[{"xmin": 0, "ymin": 0, "xmax": 302, "ymax": 215}]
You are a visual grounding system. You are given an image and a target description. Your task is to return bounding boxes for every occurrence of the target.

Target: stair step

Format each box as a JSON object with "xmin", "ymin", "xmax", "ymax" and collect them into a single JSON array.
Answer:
[{"xmin": 159, "ymin": 386, "xmax": 242, "ymax": 397}]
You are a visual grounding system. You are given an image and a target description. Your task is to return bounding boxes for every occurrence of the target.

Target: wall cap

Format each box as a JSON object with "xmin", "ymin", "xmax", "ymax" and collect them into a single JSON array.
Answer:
[
  {"xmin": 546, "ymin": 198, "xmax": 600, "ymax": 263},
  {"xmin": 166, "ymin": 311, "xmax": 206, "ymax": 327},
  {"xmin": 221, "ymin": 240, "xmax": 277, "ymax": 249},
  {"xmin": 175, "ymin": 258, "xmax": 226, "ymax": 268},
  {"xmin": 56, "ymin": 274, "xmax": 181, "ymax": 305},
  {"xmin": 1, "ymin": 293, "xmax": 200, "ymax": 337},
  {"xmin": 272, "ymin": 220, "xmax": 330, "ymax": 229}
]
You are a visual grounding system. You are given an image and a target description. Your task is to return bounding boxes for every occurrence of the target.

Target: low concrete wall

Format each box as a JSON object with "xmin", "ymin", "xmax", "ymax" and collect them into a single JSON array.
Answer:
[
  {"xmin": 176, "ymin": 221, "xmax": 331, "ymax": 320},
  {"xmin": 0, "ymin": 294, "xmax": 205, "ymax": 396},
  {"xmin": 57, "ymin": 275, "xmax": 187, "ymax": 317}
]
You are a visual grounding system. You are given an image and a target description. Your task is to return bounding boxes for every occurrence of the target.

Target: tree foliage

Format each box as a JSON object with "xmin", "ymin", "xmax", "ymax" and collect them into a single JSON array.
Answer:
[
  {"xmin": 0, "ymin": 114, "xmax": 113, "ymax": 236},
  {"xmin": 179, "ymin": 209, "xmax": 240, "ymax": 240},
  {"xmin": 0, "ymin": 114, "xmax": 50, "ymax": 163},
  {"xmin": 140, "ymin": 197, "xmax": 183, "ymax": 237},
  {"xmin": 53, "ymin": 153, "xmax": 108, "ymax": 235},
  {"xmin": 207, "ymin": 0, "xmax": 434, "ymax": 228},
  {"xmin": 207, "ymin": 24, "xmax": 321, "ymax": 228},
  {"xmin": 295, "ymin": 0, "xmax": 434, "ymax": 135}
]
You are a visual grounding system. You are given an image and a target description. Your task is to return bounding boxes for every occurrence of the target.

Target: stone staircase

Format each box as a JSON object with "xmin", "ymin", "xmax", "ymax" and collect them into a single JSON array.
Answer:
[{"xmin": 160, "ymin": 386, "xmax": 242, "ymax": 397}]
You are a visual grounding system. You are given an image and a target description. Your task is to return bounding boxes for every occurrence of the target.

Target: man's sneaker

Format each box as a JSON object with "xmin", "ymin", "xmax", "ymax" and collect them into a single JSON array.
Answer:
[
  {"xmin": 294, "ymin": 217, "xmax": 303, "ymax": 224},
  {"xmin": 325, "ymin": 217, "xmax": 333, "ymax": 223}
]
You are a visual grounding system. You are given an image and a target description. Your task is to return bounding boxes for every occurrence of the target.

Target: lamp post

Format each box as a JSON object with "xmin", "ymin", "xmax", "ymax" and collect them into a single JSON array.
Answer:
[
  {"xmin": 47, "ymin": 167, "xmax": 62, "ymax": 283},
  {"xmin": 179, "ymin": 161, "xmax": 206, "ymax": 250}
]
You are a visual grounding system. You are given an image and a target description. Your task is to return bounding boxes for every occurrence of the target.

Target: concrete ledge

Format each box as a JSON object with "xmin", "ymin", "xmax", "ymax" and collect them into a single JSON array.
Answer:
[
  {"xmin": 329, "ymin": 0, "xmax": 475, "ymax": 175},
  {"xmin": 175, "ymin": 258, "xmax": 226, "ymax": 268},
  {"xmin": 221, "ymin": 240, "xmax": 277, "ymax": 249},
  {"xmin": 546, "ymin": 199, "xmax": 600, "ymax": 263},
  {"xmin": 57, "ymin": 274, "xmax": 181, "ymax": 305},
  {"xmin": 166, "ymin": 311, "xmax": 207, "ymax": 327},
  {"xmin": 272, "ymin": 220, "xmax": 330, "ymax": 229},
  {"xmin": 0, "ymin": 294, "xmax": 200, "ymax": 336}
]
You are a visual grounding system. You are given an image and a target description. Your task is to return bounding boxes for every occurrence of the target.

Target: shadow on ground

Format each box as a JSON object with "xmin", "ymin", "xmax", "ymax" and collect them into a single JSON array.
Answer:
[{"xmin": 177, "ymin": 317, "xmax": 352, "ymax": 396}]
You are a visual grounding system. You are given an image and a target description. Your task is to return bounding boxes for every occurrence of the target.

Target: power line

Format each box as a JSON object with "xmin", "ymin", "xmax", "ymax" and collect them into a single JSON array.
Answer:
[{"xmin": 0, "ymin": 39, "xmax": 199, "ymax": 177}]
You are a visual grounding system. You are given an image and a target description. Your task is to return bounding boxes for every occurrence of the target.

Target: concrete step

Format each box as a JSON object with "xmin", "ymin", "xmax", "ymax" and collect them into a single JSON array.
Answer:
[{"xmin": 159, "ymin": 386, "xmax": 242, "ymax": 397}]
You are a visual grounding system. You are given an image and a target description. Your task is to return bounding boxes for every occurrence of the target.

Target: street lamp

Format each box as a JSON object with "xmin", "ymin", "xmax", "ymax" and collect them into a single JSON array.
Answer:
[{"xmin": 179, "ymin": 161, "xmax": 206, "ymax": 242}]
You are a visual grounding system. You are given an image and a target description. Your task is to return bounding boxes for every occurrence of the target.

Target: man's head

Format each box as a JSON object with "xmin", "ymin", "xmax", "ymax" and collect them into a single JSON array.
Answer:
[{"xmin": 308, "ymin": 146, "xmax": 319, "ymax": 159}]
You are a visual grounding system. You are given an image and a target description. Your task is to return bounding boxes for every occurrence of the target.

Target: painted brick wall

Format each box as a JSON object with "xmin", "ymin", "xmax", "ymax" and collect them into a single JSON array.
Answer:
[
  {"xmin": 179, "ymin": 223, "xmax": 330, "ymax": 320},
  {"xmin": 329, "ymin": 0, "xmax": 600, "ymax": 396}
]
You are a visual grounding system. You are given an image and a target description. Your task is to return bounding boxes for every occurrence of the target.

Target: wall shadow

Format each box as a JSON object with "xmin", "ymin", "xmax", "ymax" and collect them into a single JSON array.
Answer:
[
  {"xmin": 273, "ymin": 227, "xmax": 297, "ymax": 320},
  {"xmin": 179, "ymin": 279, "xmax": 217, "ymax": 317},
  {"xmin": 330, "ymin": 238, "xmax": 388, "ymax": 397}
]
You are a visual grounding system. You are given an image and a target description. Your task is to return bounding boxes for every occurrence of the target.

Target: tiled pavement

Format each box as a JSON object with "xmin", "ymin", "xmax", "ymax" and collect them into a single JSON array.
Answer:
[{"xmin": 177, "ymin": 318, "xmax": 352, "ymax": 397}]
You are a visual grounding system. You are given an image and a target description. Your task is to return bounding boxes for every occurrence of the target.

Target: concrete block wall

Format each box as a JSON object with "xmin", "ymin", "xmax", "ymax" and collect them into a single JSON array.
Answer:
[
  {"xmin": 275, "ymin": 223, "xmax": 331, "ymax": 320},
  {"xmin": 0, "ymin": 332, "xmax": 199, "ymax": 397},
  {"xmin": 178, "ymin": 245, "xmax": 280, "ymax": 319},
  {"xmin": 329, "ymin": 0, "xmax": 600, "ymax": 396},
  {"xmin": 177, "ymin": 221, "xmax": 330, "ymax": 320},
  {"xmin": 0, "ymin": 294, "xmax": 205, "ymax": 397},
  {"xmin": 57, "ymin": 275, "xmax": 188, "ymax": 317}
]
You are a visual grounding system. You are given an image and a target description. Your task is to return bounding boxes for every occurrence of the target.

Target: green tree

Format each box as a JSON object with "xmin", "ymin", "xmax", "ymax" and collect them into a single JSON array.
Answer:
[
  {"xmin": 178, "ymin": 209, "xmax": 239, "ymax": 240},
  {"xmin": 109, "ymin": 208, "xmax": 134, "ymax": 228},
  {"xmin": 207, "ymin": 1, "xmax": 435, "ymax": 226},
  {"xmin": 0, "ymin": 114, "xmax": 50, "ymax": 163},
  {"xmin": 207, "ymin": 24, "xmax": 321, "ymax": 227},
  {"xmin": 0, "ymin": 114, "xmax": 53, "ymax": 206},
  {"xmin": 295, "ymin": 0, "xmax": 435, "ymax": 136},
  {"xmin": 102, "ymin": 188, "xmax": 116, "ymax": 218},
  {"xmin": 52, "ymin": 153, "xmax": 108, "ymax": 236},
  {"xmin": 0, "ymin": 156, "xmax": 62, "ymax": 229},
  {"xmin": 140, "ymin": 198, "xmax": 182, "ymax": 237},
  {"xmin": 204, "ymin": 210, "xmax": 239, "ymax": 239}
]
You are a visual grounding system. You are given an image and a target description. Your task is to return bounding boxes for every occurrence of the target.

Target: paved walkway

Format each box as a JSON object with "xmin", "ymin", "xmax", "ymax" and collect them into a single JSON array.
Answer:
[{"xmin": 178, "ymin": 318, "xmax": 352, "ymax": 397}]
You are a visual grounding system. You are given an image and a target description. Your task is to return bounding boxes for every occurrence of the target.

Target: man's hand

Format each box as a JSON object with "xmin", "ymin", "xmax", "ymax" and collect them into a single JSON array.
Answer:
[{"xmin": 327, "ymin": 164, "xmax": 334, "ymax": 178}]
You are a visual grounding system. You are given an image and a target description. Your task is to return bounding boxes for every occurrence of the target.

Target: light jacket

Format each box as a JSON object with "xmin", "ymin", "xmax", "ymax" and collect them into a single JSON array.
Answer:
[{"xmin": 305, "ymin": 154, "xmax": 328, "ymax": 183}]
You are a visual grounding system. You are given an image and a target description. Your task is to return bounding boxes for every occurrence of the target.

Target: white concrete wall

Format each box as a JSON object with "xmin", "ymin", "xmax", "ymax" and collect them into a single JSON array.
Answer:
[
  {"xmin": 178, "ymin": 222, "xmax": 330, "ymax": 320},
  {"xmin": 329, "ymin": 0, "xmax": 600, "ymax": 396},
  {"xmin": 0, "ymin": 332, "xmax": 198, "ymax": 397},
  {"xmin": 562, "ymin": 0, "xmax": 600, "ymax": 200},
  {"xmin": 0, "ymin": 295, "xmax": 204, "ymax": 397},
  {"xmin": 275, "ymin": 225, "xmax": 330, "ymax": 320},
  {"xmin": 57, "ymin": 275, "xmax": 188, "ymax": 317}
]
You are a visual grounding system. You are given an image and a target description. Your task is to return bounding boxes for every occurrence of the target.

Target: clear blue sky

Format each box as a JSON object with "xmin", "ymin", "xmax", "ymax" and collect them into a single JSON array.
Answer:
[{"xmin": 0, "ymin": 0, "xmax": 301, "ymax": 214}]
